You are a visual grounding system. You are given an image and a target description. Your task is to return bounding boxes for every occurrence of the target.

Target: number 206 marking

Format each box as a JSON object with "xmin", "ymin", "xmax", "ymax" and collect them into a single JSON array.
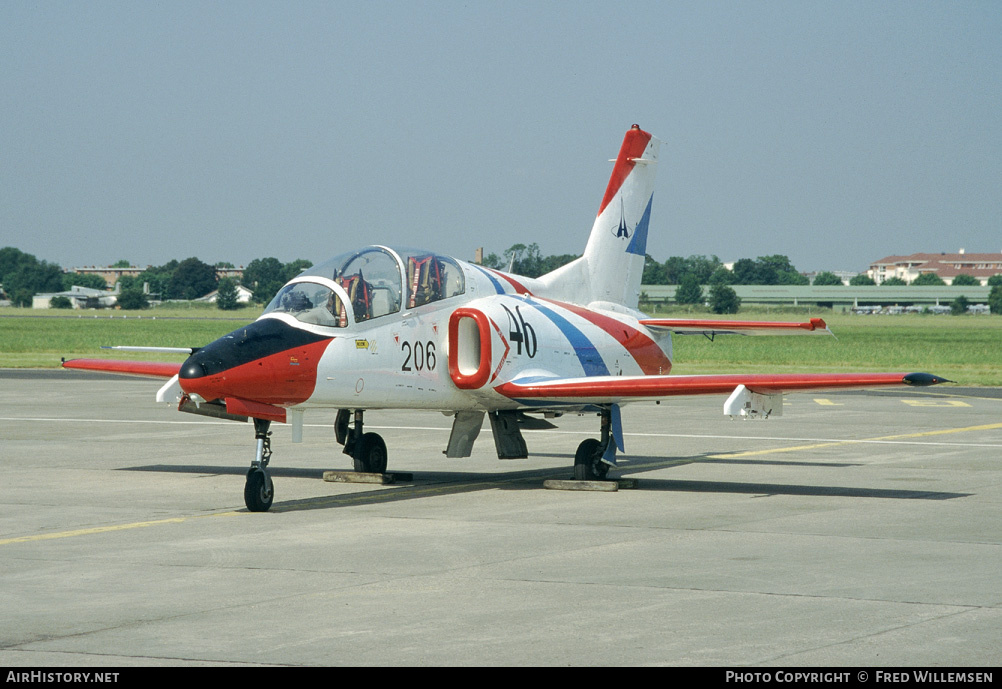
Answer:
[{"xmin": 401, "ymin": 340, "xmax": 436, "ymax": 371}]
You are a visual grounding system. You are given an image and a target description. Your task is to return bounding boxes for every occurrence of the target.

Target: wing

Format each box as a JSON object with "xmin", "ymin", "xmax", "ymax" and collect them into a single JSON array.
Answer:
[
  {"xmin": 62, "ymin": 358, "xmax": 182, "ymax": 379},
  {"xmin": 61, "ymin": 346, "xmax": 195, "ymax": 379},
  {"xmin": 62, "ymin": 357, "xmax": 185, "ymax": 406},
  {"xmin": 639, "ymin": 317, "xmax": 833, "ymax": 337},
  {"xmin": 495, "ymin": 372, "xmax": 947, "ymax": 406}
]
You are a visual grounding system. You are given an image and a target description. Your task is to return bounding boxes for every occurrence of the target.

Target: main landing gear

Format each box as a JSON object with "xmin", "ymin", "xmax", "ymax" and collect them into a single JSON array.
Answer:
[
  {"xmin": 244, "ymin": 418, "xmax": 275, "ymax": 512},
  {"xmin": 335, "ymin": 409, "xmax": 388, "ymax": 474},
  {"xmin": 573, "ymin": 406, "xmax": 614, "ymax": 481},
  {"xmin": 240, "ymin": 406, "xmax": 612, "ymax": 510}
]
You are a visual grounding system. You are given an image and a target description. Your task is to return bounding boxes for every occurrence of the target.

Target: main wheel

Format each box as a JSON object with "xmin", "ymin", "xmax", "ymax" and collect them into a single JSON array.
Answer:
[
  {"xmin": 573, "ymin": 438, "xmax": 610, "ymax": 480},
  {"xmin": 353, "ymin": 432, "xmax": 388, "ymax": 474},
  {"xmin": 244, "ymin": 468, "xmax": 274, "ymax": 512}
]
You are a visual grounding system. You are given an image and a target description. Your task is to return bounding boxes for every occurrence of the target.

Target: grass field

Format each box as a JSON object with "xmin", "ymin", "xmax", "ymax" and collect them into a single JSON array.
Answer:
[
  {"xmin": 667, "ymin": 312, "xmax": 1002, "ymax": 385},
  {"xmin": 0, "ymin": 306, "xmax": 263, "ymax": 369},
  {"xmin": 2, "ymin": 306, "xmax": 1000, "ymax": 385}
]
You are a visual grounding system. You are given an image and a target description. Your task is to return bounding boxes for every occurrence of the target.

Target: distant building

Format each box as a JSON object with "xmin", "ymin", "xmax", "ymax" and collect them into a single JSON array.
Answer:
[
  {"xmin": 806, "ymin": 270, "xmax": 857, "ymax": 285},
  {"xmin": 32, "ymin": 285, "xmax": 118, "ymax": 309},
  {"xmin": 195, "ymin": 284, "xmax": 255, "ymax": 304},
  {"xmin": 867, "ymin": 250, "xmax": 1002, "ymax": 285},
  {"xmin": 67, "ymin": 266, "xmax": 143, "ymax": 287}
]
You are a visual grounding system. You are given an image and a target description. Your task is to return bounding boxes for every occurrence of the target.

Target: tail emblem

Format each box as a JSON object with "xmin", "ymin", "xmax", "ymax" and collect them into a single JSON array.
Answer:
[{"xmin": 612, "ymin": 198, "xmax": 631, "ymax": 239}]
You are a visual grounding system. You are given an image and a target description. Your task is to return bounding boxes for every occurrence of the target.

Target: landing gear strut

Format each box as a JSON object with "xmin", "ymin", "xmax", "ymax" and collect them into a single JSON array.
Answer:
[
  {"xmin": 245, "ymin": 418, "xmax": 274, "ymax": 512},
  {"xmin": 573, "ymin": 407, "xmax": 613, "ymax": 481},
  {"xmin": 336, "ymin": 409, "xmax": 388, "ymax": 474}
]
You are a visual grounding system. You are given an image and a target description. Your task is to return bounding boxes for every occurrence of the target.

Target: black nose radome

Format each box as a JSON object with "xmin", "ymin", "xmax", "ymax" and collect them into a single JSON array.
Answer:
[
  {"xmin": 178, "ymin": 318, "xmax": 333, "ymax": 380},
  {"xmin": 180, "ymin": 355, "xmax": 208, "ymax": 380}
]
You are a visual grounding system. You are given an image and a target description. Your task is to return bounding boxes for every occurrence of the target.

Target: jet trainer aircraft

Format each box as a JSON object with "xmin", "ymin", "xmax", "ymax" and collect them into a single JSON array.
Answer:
[{"xmin": 64, "ymin": 125, "xmax": 947, "ymax": 511}]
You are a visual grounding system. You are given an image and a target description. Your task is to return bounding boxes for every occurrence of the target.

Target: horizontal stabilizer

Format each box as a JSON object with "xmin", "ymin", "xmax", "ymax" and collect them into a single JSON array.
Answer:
[{"xmin": 640, "ymin": 317, "xmax": 833, "ymax": 337}]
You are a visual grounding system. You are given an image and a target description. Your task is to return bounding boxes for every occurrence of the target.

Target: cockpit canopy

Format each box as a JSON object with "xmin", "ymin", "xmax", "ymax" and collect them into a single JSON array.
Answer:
[
  {"xmin": 264, "ymin": 282, "xmax": 344, "ymax": 327},
  {"xmin": 263, "ymin": 246, "xmax": 466, "ymax": 327}
]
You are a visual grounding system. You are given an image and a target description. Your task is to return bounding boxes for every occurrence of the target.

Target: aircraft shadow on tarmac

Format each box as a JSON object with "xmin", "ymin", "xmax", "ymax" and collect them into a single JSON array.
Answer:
[{"xmin": 121, "ymin": 452, "xmax": 970, "ymax": 513}]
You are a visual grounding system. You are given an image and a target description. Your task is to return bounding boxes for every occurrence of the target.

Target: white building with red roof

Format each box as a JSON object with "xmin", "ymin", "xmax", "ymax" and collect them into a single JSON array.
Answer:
[{"xmin": 867, "ymin": 250, "xmax": 1002, "ymax": 285}]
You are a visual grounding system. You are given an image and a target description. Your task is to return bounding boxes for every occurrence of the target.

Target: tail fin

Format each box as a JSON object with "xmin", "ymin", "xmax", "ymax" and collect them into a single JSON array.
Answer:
[{"xmin": 538, "ymin": 125, "xmax": 660, "ymax": 309}]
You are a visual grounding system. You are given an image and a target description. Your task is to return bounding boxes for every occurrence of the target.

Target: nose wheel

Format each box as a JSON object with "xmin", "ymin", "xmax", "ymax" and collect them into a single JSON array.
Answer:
[
  {"xmin": 245, "ymin": 467, "xmax": 274, "ymax": 512},
  {"xmin": 245, "ymin": 418, "xmax": 275, "ymax": 512}
]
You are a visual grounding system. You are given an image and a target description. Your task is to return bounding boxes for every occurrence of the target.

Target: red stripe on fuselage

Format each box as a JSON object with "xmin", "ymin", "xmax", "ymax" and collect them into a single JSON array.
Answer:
[
  {"xmin": 539, "ymin": 298, "xmax": 671, "ymax": 375},
  {"xmin": 485, "ymin": 268, "xmax": 532, "ymax": 295},
  {"xmin": 597, "ymin": 126, "xmax": 653, "ymax": 217},
  {"xmin": 180, "ymin": 339, "xmax": 332, "ymax": 406}
]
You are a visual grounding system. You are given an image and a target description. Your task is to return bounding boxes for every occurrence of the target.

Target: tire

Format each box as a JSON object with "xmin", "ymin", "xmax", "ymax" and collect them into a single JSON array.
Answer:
[
  {"xmin": 573, "ymin": 438, "xmax": 610, "ymax": 481},
  {"xmin": 244, "ymin": 469, "xmax": 274, "ymax": 512},
  {"xmin": 353, "ymin": 432, "xmax": 388, "ymax": 474}
]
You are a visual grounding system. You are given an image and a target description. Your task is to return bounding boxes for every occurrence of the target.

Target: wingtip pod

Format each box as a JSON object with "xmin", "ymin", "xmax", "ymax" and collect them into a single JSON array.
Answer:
[{"xmin": 903, "ymin": 373, "xmax": 952, "ymax": 386}]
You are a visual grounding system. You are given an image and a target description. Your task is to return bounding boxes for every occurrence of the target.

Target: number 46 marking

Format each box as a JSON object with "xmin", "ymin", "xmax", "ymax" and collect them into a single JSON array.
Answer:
[{"xmin": 502, "ymin": 305, "xmax": 537, "ymax": 358}]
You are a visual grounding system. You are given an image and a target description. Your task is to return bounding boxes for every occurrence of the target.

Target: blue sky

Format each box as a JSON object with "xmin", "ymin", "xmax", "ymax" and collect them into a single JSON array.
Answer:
[{"xmin": 2, "ymin": 1, "xmax": 999, "ymax": 273}]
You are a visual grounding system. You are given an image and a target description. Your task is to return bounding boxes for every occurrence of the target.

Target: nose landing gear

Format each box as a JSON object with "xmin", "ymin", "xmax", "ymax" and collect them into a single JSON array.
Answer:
[{"xmin": 244, "ymin": 418, "xmax": 275, "ymax": 512}]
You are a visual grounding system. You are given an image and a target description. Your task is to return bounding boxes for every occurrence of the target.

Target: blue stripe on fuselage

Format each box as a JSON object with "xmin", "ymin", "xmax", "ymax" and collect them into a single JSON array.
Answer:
[
  {"xmin": 473, "ymin": 265, "xmax": 505, "ymax": 294},
  {"xmin": 518, "ymin": 297, "xmax": 609, "ymax": 377}
]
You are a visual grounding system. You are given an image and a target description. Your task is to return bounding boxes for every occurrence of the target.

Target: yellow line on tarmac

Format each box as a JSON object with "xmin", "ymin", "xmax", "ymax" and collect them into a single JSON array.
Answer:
[
  {"xmin": 874, "ymin": 422, "xmax": 1002, "ymax": 440},
  {"xmin": 7, "ymin": 422, "xmax": 1001, "ymax": 542},
  {"xmin": 709, "ymin": 422, "xmax": 1002, "ymax": 459},
  {"xmin": 710, "ymin": 442, "xmax": 842, "ymax": 459},
  {"xmin": 0, "ymin": 511, "xmax": 240, "ymax": 547},
  {"xmin": 0, "ymin": 478, "xmax": 523, "ymax": 540}
]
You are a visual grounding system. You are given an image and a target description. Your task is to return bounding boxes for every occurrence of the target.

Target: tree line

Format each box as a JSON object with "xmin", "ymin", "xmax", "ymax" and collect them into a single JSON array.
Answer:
[
  {"xmin": 480, "ymin": 243, "xmax": 1002, "ymax": 314},
  {"xmin": 0, "ymin": 247, "xmax": 310, "ymax": 310},
  {"xmin": 482, "ymin": 243, "xmax": 1002, "ymax": 288},
  {"xmin": 4, "ymin": 243, "xmax": 1001, "ymax": 315},
  {"xmin": 0, "ymin": 247, "xmax": 100, "ymax": 307},
  {"xmin": 116, "ymin": 256, "xmax": 313, "ymax": 309}
]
